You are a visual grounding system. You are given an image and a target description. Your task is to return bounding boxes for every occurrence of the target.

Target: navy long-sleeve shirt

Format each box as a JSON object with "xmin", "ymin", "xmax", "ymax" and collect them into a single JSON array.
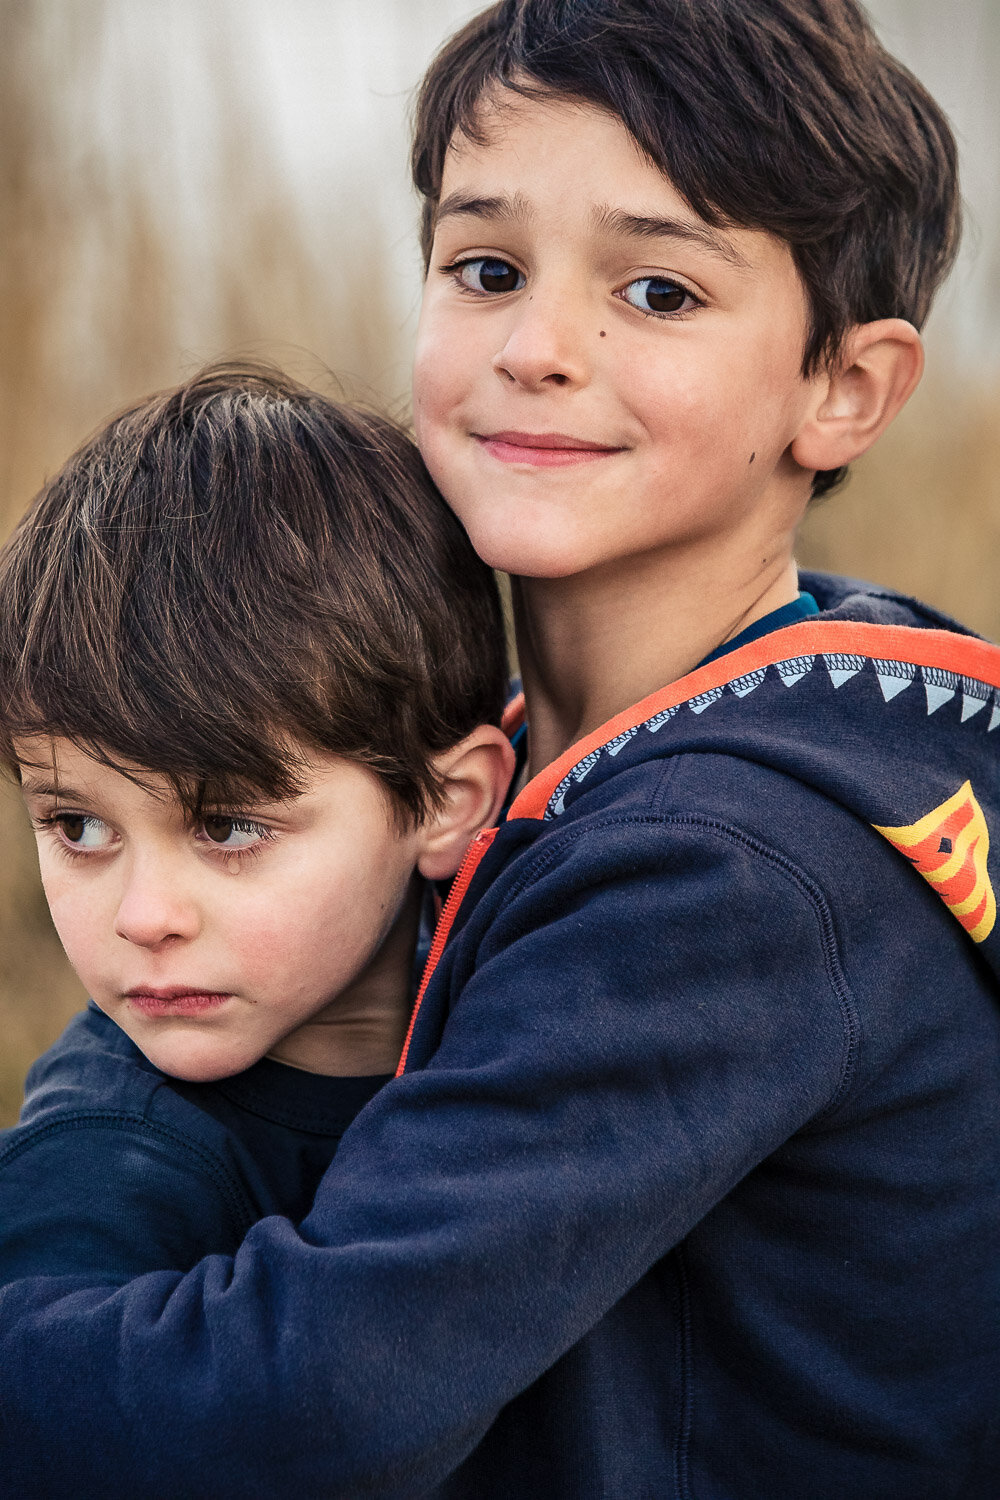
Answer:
[{"xmin": 0, "ymin": 1002, "xmax": 389, "ymax": 1280}]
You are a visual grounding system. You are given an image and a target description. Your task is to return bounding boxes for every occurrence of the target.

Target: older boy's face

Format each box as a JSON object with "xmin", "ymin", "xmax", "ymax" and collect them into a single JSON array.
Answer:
[
  {"xmin": 17, "ymin": 738, "xmax": 425, "ymax": 1082},
  {"xmin": 413, "ymin": 94, "xmax": 819, "ymax": 578}
]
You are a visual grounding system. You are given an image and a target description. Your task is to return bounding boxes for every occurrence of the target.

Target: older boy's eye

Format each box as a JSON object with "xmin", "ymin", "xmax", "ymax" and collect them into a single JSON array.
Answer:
[
  {"xmin": 456, "ymin": 258, "xmax": 525, "ymax": 295},
  {"xmin": 199, "ymin": 816, "xmax": 270, "ymax": 851},
  {"xmin": 620, "ymin": 277, "xmax": 695, "ymax": 315}
]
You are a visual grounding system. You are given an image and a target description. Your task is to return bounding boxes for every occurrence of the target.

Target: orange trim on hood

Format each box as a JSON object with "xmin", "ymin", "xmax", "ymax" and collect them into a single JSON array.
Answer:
[{"xmin": 509, "ymin": 621, "xmax": 1000, "ymax": 824}]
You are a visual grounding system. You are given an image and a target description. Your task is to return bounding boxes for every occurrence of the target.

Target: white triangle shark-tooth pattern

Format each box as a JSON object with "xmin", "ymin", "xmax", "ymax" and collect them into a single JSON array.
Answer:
[
  {"xmin": 606, "ymin": 729, "xmax": 640, "ymax": 756},
  {"xmin": 872, "ymin": 658, "xmax": 916, "ymax": 702},
  {"xmin": 824, "ymin": 653, "xmax": 866, "ymax": 689},
  {"xmin": 646, "ymin": 706, "xmax": 681, "ymax": 733},
  {"xmin": 542, "ymin": 654, "xmax": 1000, "ymax": 818},
  {"xmin": 688, "ymin": 687, "xmax": 726, "ymax": 715},
  {"xmin": 729, "ymin": 669, "xmax": 767, "ymax": 698},
  {"xmin": 548, "ymin": 750, "xmax": 602, "ymax": 817},
  {"xmin": 961, "ymin": 676, "xmax": 991, "ymax": 723},
  {"xmin": 921, "ymin": 665, "xmax": 960, "ymax": 716},
  {"xmin": 776, "ymin": 655, "xmax": 815, "ymax": 687}
]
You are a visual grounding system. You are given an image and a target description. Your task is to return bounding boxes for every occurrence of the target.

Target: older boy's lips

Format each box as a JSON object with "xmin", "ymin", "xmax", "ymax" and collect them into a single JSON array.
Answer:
[
  {"xmin": 125, "ymin": 987, "xmax": 232, "ymax": 1017},
  {"xmin": 475, "ymin": 431, "xmax": 626, "ymax": 468}
]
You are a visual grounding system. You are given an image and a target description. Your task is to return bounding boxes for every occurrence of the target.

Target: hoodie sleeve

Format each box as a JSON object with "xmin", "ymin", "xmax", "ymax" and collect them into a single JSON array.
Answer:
[{"xmin": 0, "ymin": 814, "xmax": 854, "ymax": 1500}]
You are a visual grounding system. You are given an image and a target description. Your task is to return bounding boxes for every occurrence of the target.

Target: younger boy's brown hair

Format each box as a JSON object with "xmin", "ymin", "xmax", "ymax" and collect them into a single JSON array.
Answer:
[
  {"xmin": 0, "ymin": 362, "xmax": 508, "ymax": 823},
  {"xmin": 412, "ymin": 0, "xmax": 961, "ymax": 496}
]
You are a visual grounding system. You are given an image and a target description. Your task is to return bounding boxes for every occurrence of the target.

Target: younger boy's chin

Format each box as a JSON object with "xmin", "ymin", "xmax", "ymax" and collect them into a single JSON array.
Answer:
[{"xmin": 128, "ymin": 1030, "xmax": 257, "ymax": 1085}]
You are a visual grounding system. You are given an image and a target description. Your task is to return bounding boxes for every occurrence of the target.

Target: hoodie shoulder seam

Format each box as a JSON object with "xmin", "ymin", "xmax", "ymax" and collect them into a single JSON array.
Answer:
[{"xmin": 499, "ymin": 807, "xmax": 861, "ymax": 1118}]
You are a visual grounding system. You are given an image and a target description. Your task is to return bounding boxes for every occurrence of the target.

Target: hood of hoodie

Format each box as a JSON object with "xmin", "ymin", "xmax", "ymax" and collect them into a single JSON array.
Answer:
[{"xmin": 505, "ymin": 572, "xmax": 1000, "ymax": 978}]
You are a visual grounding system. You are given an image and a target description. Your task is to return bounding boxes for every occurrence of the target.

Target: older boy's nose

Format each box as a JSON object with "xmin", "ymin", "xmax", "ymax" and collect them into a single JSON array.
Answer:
[
  {"xmin": 491, "ymin": 296, "xmax": 591, "ymax": 391},
  {"xmin": 114, "ymin": 859, "xmax": 200, "ymax": 948}
]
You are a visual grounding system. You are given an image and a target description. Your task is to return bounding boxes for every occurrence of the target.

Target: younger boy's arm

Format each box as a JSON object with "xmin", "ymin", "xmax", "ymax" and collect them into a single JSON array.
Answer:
[
  {"xmin": 0, "ymin": 817, "xmax": 851, "ymax": 1498},
  {"xmin": 0, "ymin": 1118, "xmax": 254, "ymax": 1284}
]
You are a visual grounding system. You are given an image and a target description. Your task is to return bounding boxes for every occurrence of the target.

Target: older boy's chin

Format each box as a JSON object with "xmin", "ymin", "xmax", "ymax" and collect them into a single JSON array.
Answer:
[{"xmin": 453, "ymin": 515, "xmax": 603, "ymax": 580}]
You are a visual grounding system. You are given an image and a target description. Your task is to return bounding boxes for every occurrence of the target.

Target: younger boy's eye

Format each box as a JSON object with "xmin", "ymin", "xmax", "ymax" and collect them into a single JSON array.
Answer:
[
  {"xmin": 198, "ymin": 816, "xmax": 271, "ymax": 852},
  {"xmin": 53, "ymin": 813, "xmax": 115, "ymax": 850},
  {"xmin": 454, "ymin": 258, "xmax": 526, "ymax": 295},
  {"xmin": 620, "ymin": 277, "xmax": 697, "ymax": 316}
]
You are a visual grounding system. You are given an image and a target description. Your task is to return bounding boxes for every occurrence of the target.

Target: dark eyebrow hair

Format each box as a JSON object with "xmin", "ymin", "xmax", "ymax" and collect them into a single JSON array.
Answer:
[
  {"xmin": 593, "ymin": 206, "xmax": 752, "ymax": 270},
  {"xmin": 18, "ymin": 779, "xmax": 78, "ymax": 801},
  {"xmin": 433, "ymin": 191, "xmax": 751, "ymax": 271},
  {"xmin": 434, "ymin": 190, "xmax": 533, "ymax": 230}
]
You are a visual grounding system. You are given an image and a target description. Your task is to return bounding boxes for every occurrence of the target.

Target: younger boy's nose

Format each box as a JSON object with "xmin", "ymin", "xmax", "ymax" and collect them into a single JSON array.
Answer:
[{"xmin": 114, "ymin": 859, "xmax": 200, "ymax": 949}]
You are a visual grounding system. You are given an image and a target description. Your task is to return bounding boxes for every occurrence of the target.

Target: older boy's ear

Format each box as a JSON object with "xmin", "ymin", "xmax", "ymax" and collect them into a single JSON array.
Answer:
[
  {"xmin": 416, "ymin": 725, "xmax": 516, "ymax": 882},
  {"xmin": 790, "ymin": 319, "xmax": 924, "ymax": 477}
]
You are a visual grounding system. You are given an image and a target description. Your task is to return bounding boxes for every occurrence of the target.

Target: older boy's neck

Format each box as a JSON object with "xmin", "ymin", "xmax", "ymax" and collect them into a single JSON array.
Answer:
[{"xmin": 514, "ymin": 548, "xmax": 800, "ymax": 777}]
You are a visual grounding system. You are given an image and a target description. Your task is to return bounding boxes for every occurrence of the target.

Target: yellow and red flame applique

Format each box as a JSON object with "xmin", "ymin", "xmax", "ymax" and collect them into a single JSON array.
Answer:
[{"xmin": 874, "ymin": 781, "xmax": 996, "ymax": 944}]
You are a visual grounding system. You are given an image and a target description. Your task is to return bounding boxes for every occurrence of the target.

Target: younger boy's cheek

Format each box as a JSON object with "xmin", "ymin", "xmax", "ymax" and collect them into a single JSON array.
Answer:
[{"xmin": 39, "ymin": 887, "xmax": 100, "ymax": 990}]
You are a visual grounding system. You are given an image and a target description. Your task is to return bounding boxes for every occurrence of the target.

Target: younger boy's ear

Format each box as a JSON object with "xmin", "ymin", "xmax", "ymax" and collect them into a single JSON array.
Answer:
[
  {"xmin": 415, "ymin": 725, "xmax": 516, "ymax": 882},
  {"xmin": 790, "ymin": 318, "xmax": 924, "ymax": 477}
]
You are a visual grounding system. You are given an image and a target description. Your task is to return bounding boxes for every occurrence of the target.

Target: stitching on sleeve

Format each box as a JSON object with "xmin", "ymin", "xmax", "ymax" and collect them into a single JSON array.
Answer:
[{"xmin": 0, "ymin": 1112, "xmax": 256, "ymax": 1241}]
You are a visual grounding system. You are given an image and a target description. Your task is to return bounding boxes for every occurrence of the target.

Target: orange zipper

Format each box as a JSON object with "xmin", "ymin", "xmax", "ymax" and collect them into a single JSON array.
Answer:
[{"xmin": 395, "ymin": 826, "xmax": 500, "ymax": 1076}]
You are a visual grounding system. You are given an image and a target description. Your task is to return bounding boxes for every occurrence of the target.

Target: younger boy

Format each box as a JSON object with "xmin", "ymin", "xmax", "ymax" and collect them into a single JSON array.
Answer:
[
  {"xmin": 0, "ymin": 361, "xmax": 512, "ymax": 1280},
  {"xmin": 0, "ymin": 4, "xmax": 998, "ymax": 1498}
]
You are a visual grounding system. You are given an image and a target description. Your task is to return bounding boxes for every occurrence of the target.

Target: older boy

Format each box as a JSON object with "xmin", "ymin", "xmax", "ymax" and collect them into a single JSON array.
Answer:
[
  {"xmin": 0, "ymin": 4, "xmax": 998, "ymax": 1498},
  {"xmin": 0, "ymin": 361, "xmax": 512, "ymax": 1279}
]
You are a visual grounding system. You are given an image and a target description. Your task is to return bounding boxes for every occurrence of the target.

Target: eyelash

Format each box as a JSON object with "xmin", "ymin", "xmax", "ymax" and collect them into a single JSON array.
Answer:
[
  {"xmin": 33, "ymin": 812, "xmax": 276, "ymax": 866},
  {"xmin": 440, "ymin": 257, "xmax": 526, "ymax": 297},
  {"xmin": 33, "ymin": 812, "xmax": 115, "ymax": 862},
  {"xmin": 440, "ymin": 257, "xmax": 703, "ymax": 319},
  {"xmin": 196, "ymin": 817, "xmax": 276, "ymax": 868},
  {"xmin": 619, "ymin": 278, "xmax": 703, "ymax": 320}
]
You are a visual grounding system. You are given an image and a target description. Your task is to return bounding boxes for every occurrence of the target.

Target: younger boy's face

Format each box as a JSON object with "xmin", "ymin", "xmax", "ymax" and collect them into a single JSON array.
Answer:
[
  {"xmin": 17, "ymin": 738, "xmax": 426, "ymax": 1082},
  {"xmin": 414, "ymin": 94, "xmax": 820, "ymax": 579}
]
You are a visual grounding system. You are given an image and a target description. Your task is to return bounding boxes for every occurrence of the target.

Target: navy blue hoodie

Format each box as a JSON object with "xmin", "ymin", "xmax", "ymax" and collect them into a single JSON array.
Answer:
[{"xmin": 0, "ymin": 574, "xmax": 997, "ymax": 1499}]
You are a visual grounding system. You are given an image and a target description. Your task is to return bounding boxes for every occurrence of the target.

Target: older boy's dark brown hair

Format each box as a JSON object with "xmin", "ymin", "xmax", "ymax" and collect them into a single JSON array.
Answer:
[
  {"xmin": 412, "ymin": 0, "xmax": 961, "ymax": 496},
  {"xmin": 0, "ymin": 362, "xmax": 508, "ymax": 823}
]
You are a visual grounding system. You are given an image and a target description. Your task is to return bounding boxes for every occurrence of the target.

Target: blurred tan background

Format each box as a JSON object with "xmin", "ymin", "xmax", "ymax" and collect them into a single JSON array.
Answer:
[{"xmin": 2, "ymin": 0, "xmax": 998, "ymax": 1123}]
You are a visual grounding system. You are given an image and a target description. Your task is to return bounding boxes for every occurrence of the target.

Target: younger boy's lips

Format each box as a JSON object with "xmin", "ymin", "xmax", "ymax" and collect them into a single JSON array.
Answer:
[
  {"xmin": 475, "ymin": 431, "xmax": 626, "ymax": 468},
  {"xmin": 125, "ymin": 988, "xmax": 233, "ymax": 1017}
]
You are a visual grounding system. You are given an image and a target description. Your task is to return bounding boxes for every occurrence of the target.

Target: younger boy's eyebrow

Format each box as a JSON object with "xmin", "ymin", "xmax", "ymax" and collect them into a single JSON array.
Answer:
[
  {"xmin": 18, "ymin": 779, "xmax": 79, "ymax": 801},
  {"xmin": 593, "ymin": 205, "xmax": 752, "ymax": 270}
]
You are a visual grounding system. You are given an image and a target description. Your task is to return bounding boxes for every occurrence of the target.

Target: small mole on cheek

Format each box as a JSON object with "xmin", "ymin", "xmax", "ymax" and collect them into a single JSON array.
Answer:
[
  {"xmin": 749, "ymin": 452, "xmax": 756, "ymax": 464},
  {"xmin": 599, "ymin": 330, "xmax": 606, "ymax": 338}
]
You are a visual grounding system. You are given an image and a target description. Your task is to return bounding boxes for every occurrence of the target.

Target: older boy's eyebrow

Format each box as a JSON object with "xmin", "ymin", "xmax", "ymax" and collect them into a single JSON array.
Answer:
[
  {"xmin": 434, "ymin": 190, "xmax": 533, "ymax": 230},
  {"xmin": 594, "ymin": 206, "xmax": 752, "ymax": 270}
]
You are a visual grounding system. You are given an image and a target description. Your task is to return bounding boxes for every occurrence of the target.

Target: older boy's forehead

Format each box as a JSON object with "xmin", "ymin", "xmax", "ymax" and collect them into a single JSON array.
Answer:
[
  {"xmin": 435, "ymin": 187, "xmax": 751, "ymax": 272},
  {"xmin": 437, "ymin": 97, "xmax": 772, "ymax": 275}
]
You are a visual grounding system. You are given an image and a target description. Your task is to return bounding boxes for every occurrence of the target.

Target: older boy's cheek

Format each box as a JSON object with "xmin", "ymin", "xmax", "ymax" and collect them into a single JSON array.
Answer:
[
  {"xmin": 412, "ymin": 355, "xmax": 449, "ymax": 447},
  {"xmin": 413, "ymin": 307, "xmax": 475, "ymax": 428},
  {"xmin": 411, "ymin": 398, "xmax": 463, "ymax": 513}
]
